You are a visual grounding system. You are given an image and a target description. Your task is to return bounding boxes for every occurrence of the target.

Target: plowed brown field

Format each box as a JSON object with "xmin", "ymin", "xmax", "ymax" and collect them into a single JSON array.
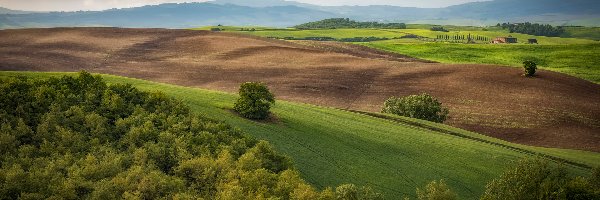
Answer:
[{"xmin": 1, "ymin": 27, "xmax": 599, "ymax": 151}]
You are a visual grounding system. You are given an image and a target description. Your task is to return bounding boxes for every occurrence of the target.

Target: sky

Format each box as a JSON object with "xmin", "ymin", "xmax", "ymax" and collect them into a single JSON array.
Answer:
[{"xmin": 0, "ymin": 0, "xmax": 485, "ymax": 11}]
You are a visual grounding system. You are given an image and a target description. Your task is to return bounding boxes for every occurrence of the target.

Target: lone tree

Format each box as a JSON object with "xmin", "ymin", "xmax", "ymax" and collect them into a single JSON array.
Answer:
[
  {"xmin": 382, "ymin": 93, "xmax": 449, "ymax": 123},
  {"xmin": 234, "ymin": 82, "xmax": 275, "ymax": 120},
  {"xmin": 523, "ymin": 60, "xmax": 537, "ymax": 77}
]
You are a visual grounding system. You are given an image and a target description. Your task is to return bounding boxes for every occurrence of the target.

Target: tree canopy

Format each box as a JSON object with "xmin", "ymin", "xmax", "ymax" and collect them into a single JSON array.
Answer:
[
  {"xmin": 0, "ymin": 72, "xmax": 379, "ymax": 199},
  {"xmin": 498, "ymin": 22, "xmax": 565, "ymax": 37}
]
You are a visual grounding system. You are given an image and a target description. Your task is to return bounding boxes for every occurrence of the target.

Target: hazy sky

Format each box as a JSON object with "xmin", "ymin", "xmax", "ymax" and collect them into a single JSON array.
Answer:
[{"xmin": 0, "ymin": 0, "xmax": 485, "ymax": 11}]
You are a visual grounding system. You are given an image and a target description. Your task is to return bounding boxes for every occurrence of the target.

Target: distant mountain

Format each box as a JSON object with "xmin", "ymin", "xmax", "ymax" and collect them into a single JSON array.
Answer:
[
  {"xmin": 1, "ymin": 0, "xmax": 599, "ymax": 29},
  {"xmin": 209, "ymin": 0, "xmax": 316, "ymax": 8},
  {"xmin": 0, "ymin": 3, "xmax": 336, "ymax": 29},
  {"xmin": 0, "ymin": 7, "xmax": 35, "ymax": 14},
  {"xmin": 314, "ymin": 0, "xmax": 600, "ymax": 25}
]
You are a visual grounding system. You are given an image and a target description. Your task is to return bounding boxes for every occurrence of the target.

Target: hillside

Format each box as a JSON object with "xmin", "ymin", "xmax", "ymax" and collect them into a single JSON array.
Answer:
[
  {"xmin": 0, "ymin": 28, "xmax": 599, "ymax": 153},
  {"xmin": 225, "ymin": 25, "xmax": 600, "ymax": 82},
  {"xmin": 1, "ymin": 71, "xmax": 598, "ymax": 199},
  {"xmin": 1, "ymin": 0, "xmax": 600, "ymax": 28},
  {"xmin": 0, "ymin": 72, "xmax": 334, "ymax": 199},
  {"xmin": 0, "ymin": 3, "xmax": 336, "ymax": 29},
  {"xmin": 0, "ymin": 7, "xmax": 33, "ymax": 14}
]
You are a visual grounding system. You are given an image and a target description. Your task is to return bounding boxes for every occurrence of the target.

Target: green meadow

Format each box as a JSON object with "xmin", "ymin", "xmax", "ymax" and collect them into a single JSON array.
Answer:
[
  {"xmin": 365, "ymin": 42, "xmax": 600, "ymax": 83},
  {"xmin": 3, "ymin": 71, "xmax": 597, "ymax": 199}
]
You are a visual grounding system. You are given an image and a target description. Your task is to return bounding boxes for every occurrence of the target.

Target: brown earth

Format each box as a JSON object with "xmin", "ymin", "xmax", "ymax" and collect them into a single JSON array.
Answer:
[{"xmin": 1, "ymin": 27, "xmax": 599, "ymax": 152}]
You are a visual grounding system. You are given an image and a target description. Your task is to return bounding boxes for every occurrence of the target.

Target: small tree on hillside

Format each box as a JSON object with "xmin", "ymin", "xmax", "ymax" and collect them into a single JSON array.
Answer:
[
  {"xmin": 382, "ymin": 93, "xmax": 449, "ymax": 123},
  {"xmin": 523, "ymin": 60, "xmax": 537, "ymax": 77},
  {"xmin": 234, "ymin": 82, "xmax": 275, "ymax": 120}
]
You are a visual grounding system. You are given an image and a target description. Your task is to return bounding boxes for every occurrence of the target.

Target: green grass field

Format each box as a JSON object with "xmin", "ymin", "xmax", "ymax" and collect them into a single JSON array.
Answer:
[
  {"xmin": 197, "ymin": 25, "xmax": 600, "ymax": 83},
  {"xmin": 562, "ymin": 26, "xmax": 600, "ymax": 41},
  {"xmin": 3, "ymin": 71, "xmax": 598, "ymax": 199},
  {"xmin": 365, "ymin": 42, "xmax": 600, "ymax": 83}
]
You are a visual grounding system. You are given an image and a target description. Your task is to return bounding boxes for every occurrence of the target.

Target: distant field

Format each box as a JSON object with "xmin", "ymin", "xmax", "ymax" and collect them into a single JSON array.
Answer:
[
  {"xmin": 198, "ymin": 25, "xmax": 597, "ymax": 45},
  {"xmin": 365, "ymin": 42, "xmax": 600, "ymax": 83},
  {"xmin": 562, "ymin": 26, "xmax": 600, "ymax": 41},
  {"xmin": 204, "ymin": 25, "xmax": 600, "ymax": 83},
  {"xmin": 2, "ymin": 71, "xmax": 598, "ymax": 200}
]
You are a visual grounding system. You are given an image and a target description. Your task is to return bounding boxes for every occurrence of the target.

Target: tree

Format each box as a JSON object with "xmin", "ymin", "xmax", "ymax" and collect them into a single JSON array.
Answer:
[
  {"xmin": 381, "ymin": 93, "xmax": 449, "ymax": 123},
  {"xmin": 416, "ymin": 180, "xmax": 457, "ymax": 200},
  {"xmin": 523, "ymin": 60, "xmax": 537, "ymax": 77},
  {"xmin": 234, "ymin": 82, "xmax": 275, "ymax": 120}
]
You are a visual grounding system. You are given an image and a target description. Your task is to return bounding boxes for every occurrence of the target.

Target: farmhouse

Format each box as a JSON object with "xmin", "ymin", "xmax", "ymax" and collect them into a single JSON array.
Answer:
[{"xmin": 492, "ymin": 36, "xmax": 517, "ymax": 44}]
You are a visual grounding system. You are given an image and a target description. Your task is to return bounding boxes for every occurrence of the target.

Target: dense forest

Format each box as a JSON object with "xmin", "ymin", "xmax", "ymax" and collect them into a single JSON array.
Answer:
[
  {"xmin": 498, "ymin": 22, "xmax": 565, "ymax": 37},
  {"xmin": 0, "ymin": 72, "xmax": 381, "ymax": 199},
  {"xmin": 294, "ymin": 18, "xmax": 406, "ymax": 29}
]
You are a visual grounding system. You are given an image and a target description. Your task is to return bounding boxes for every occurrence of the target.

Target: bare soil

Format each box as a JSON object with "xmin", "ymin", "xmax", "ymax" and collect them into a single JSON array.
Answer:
[{"xmin": 1, "ymin": 27, "xmax": 598, "ymax": 152}]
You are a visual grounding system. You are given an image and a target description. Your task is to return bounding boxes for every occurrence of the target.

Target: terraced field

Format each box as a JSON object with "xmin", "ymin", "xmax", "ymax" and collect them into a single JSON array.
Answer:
[{"xmin": 1, "ymin": 71, "xmax": 598, "ymax": 199}]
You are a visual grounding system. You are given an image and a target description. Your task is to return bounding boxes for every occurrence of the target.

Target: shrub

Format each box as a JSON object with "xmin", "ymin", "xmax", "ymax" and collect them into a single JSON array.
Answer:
[
  {"xmin": 416, "ymin": 180, "xmax": 457, "ymax": 200},
  {"xmin": 381, "ymin": 93, "xmax": 449, "ymax": 123},
  {"xmin": 335, "ymin": 184, "xmax": 382, "ymax": 200},
  {"xmin": 523, "ymin": 60, "xmax": 537, "ymax": 76},
  {"xmin": 234, "ymin": 82, "xmax": 275, "ymax": 120}
]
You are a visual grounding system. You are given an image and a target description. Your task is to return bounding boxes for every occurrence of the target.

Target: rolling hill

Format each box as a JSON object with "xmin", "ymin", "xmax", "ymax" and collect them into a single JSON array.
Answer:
[
  {"xmin": 1, "ymin": 0, "xmax": 599, "ymax": 29},
  {"xmin": 0, "ymin": 71, "xmax": 597, "ymax": 199},
  {"xmin": 0, "ymin": 27, "xmax": 598, "ymax": 153},
  {"xmin": 0, "ymin": 7, "xmax": 33, "ymax": 14}
]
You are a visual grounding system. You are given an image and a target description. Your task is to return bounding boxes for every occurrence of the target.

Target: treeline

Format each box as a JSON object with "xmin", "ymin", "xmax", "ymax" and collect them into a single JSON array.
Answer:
[
  {"xmin": 430, "ymin": 26, "xmax": 449, "ymax": 32},
  {"xmin": 294, "ymin": 18, "xmax": 406, "ymax": 29},
  {"xmin": 497, "ymin": 22, "xmax": 565, "ymax": 37},
  {"xmin": 436, "ymin": 34, "xmax": 490, "ymax": 42},
  {"xmin": 0, "ymin": 72, "xmax": 381, "ymax": 199}
]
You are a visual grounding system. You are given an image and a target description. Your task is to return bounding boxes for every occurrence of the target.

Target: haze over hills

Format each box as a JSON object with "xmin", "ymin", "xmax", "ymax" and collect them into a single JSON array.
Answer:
[
  {"xmin": 0, "ymin": 6, "xmax": 34, "ymax": 14},
  {"xmin": 0, "ymin": 0, "xmax": 599, "ymax": 28}
]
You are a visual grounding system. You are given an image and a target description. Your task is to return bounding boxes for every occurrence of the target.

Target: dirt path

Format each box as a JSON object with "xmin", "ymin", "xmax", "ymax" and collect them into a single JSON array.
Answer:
[{"xmin": 1, "ymin": 27, "xmax": 599, "ymax": 152}]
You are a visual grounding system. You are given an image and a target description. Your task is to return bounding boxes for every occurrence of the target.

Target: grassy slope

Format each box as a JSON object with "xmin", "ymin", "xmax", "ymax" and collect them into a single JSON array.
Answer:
[{"xmin": 2, "ymin": 71, "xmax": 598, "ymax": 199}]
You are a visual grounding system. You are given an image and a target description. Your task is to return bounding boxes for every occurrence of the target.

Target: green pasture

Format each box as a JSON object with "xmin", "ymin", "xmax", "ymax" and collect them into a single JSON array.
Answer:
[{"xmin": 365, "ymin": 42, "xmax": 600, "ymax": 83}]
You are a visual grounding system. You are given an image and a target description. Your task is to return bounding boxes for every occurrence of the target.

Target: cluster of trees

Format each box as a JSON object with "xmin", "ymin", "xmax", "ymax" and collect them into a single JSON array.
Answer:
[
  {"xmin": 430, "ymin": 26, "xmax": 449, "ymax": 32},
  {"xmin": 436, "ymin": 34, "xmax": 490, "ymax": 42},
  {"xmin": 294, "ymin": 18, "xmax": 406, "ymax": 29},
  {"xmin": 481, "ymin": 159, "xmax": 600, "ymax": 200},
  {"xmin": 0, "ymin": 72, "xmax": 380, "ymax": 199},
  {"xmin": 497, "ymin": 22, "xmax": 565, "ymax": 37},
  {"xmin": 382, "ymin": 93, "xmax": 449, "ymax": 123},
  {"xmin": 409, "ymin": 158, "xmax": 600, "ymax": 200}
]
